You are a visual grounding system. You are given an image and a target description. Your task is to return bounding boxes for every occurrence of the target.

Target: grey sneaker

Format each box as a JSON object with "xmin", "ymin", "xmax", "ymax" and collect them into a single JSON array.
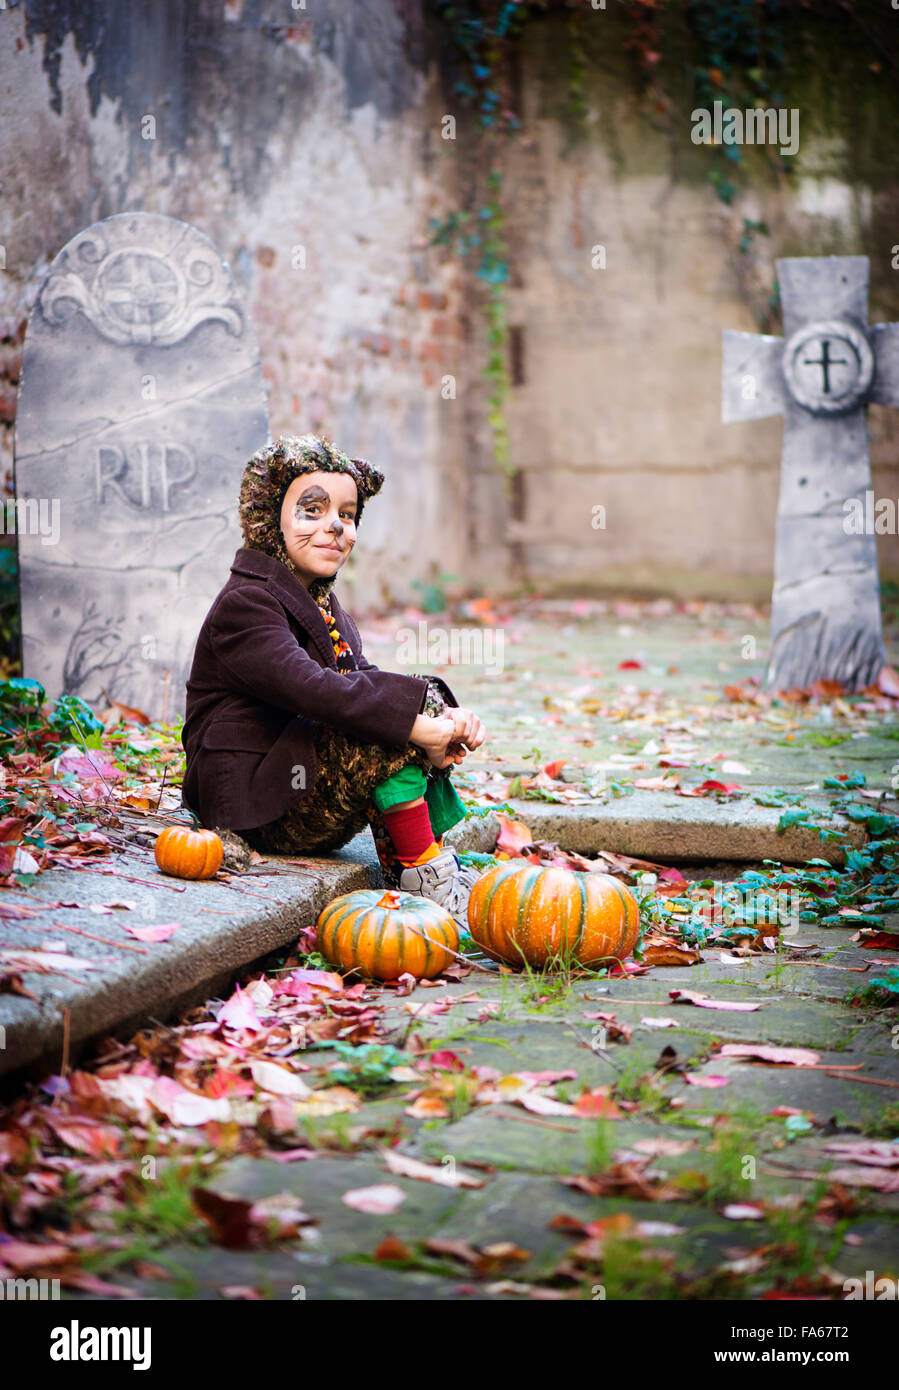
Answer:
[{"xmin": 399, "ymin": 847, "xmax": 482, "ymax": 935}]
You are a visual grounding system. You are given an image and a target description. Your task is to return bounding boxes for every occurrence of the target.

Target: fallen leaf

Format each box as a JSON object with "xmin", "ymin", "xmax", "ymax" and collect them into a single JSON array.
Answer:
[
  {"xmin": 404, "ymin": 1093, "xmax": 449, "ymax": 1119},
  {"xmin": 719, "ymin": 1044, "xmax": 820, "ymax": 1067},
  {"xmin": 723, "ymin": 1204, "xmax": 765, "ymax": 1220},
  {"xmin": 382, "ymin": 1150, "xmax": 483, "ymax": 1188},
  {"xmin": 494, "ymin": 813, "xmax": 534, "ymax": 854},
  {"xmin": 341, "ymin": 1184, "xmax": 406, "ymax": 1214},
  {"xmin": 642, "ymin": 943, "xmax": 702, "ymax": 968},
  {"xmin": 0, "ymin": 948, "xmax": 111, "ymax": 974},
  {"xmin": 573, "ymin": 1089, "xmax": 623, "ymax": 1118},
  {"xmin": 821, "ymin": 1141, "xmax": 899, "ymax": 1168},
  {"xmin": 249, "ymin": 1061, "xmax": 313, "ymax": 1099},
  {"xmin": 518, "ymin": 1092, "xmax": 576, "ymax": 1117},
  {"xmin": 216, "ymin": 982, "xmax": 262, "ymax": 1033},
  {"xmin": 150, "ymin": 1076, "xmax": 233, "ymax": 1126},
  {"xmin": 632, "ymin": 1138, "xmax": 694, "ymax": 1157},
  {"xmin": 373, "ymin": 1236, "xmax": 412, "ymax": 1262},
  {"xmin": 122, "ymin": 922, "xmax": 179, "ymax": 943},
  {"xmin": 683, "ymin": 1073, "xmax": 730, "ymax": 1088},
  {"xmin": 669, "ymin": 989, "xmax": 762, "ymax": 1012},
  {"xmin": 877, "ymin": 665, "xmax": 899, "ymax": 698}
]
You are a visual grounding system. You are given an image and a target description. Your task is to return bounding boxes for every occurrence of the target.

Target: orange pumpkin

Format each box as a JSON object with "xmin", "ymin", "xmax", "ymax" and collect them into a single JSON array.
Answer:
[
  {"xmin": 154, "ymin": 824, "xmax": 223, "ymax": 880},
  {"xmin": 467, "ymin": 860, "xmax": 640, "ymax": 968},
  {"xmin": 317, "ymin": 888, "xmax": 459, "ymax": 981}
]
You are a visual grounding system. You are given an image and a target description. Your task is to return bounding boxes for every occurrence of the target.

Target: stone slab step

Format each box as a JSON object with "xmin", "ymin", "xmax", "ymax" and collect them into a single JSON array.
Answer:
[{"xmin": 447, "ymin": 791, "xmax": 863, "ymax": 866}]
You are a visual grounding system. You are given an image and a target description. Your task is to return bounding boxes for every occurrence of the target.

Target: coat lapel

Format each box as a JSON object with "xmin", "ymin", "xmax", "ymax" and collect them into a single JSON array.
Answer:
[{"xmin": 229, "ymin": 548, "xmax": 339, "ymax": 669}]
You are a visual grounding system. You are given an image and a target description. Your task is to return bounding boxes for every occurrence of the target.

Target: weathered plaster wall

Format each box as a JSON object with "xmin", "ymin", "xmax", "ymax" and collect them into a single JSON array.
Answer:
[
  {"xmin": 0, "ymin": 0, "xmax": 471, "ymax": 619},
  {"xmin": 0, "ymin": 0, "xmax": 896, "ymax": 623},
  {"xmin": 459, "ymin": 11, "xmax": 899, "ymax": 599}
]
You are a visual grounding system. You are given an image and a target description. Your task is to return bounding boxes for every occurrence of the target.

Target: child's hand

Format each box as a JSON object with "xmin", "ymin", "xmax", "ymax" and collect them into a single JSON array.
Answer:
[
  {"xmin": 448, "ymin": 707, "xmax": 486, "ymax": 751},
  {"xmin": 410, "ymin": 714, "xmax": 462, "ymax": 769}
]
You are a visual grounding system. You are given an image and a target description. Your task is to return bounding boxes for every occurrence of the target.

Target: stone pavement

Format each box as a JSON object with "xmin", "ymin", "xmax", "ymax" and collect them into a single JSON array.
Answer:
[
  {"xmin": 59, "ymin": 914, "xmax": 899, "ymax": 1301},
  {"xmin": 1, "ymin": 595, "xmax": 896, "ymax": 1299}
]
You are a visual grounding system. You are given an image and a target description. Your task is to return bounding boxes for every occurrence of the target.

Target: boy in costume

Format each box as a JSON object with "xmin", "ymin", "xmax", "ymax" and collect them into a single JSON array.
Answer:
[{"xmin": 180, "ymin": 434, "xmax": 486, "ymax": 931}]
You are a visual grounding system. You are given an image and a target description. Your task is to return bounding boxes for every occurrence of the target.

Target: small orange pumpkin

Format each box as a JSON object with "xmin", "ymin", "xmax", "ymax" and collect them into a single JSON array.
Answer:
[
  {"xmin": 467, "ymin": 860, "xmax": 640, "ymax": 968},
  {"xmin": 317, "ymin": 888, "xmax": 460, "ymax": 981},
  {"xmin": 154, "ymin": 823, "xmax": 223, "ymax": 880}
]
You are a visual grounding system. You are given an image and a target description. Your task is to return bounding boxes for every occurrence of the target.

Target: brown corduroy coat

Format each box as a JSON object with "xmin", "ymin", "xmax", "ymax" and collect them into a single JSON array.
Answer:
[{"xmin": 180, "ymin": 548, "xmax": 456, "ymax": 831}]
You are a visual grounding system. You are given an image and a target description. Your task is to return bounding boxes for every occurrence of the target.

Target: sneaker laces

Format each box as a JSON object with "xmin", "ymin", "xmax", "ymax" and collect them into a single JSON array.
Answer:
[{"xmin": 400, "ymin": 848, "xmax": 480, "ymax": 933}]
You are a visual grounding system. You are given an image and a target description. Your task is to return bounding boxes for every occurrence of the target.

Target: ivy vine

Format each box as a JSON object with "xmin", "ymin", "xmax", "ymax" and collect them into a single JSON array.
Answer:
[{"xmin": 430, "ymin": 0, "xmax": 886, "ymax": 465}]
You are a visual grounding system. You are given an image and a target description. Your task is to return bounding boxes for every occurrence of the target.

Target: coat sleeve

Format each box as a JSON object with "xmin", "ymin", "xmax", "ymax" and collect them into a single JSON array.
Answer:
[{"xmin": 208, "ymin": 585, "xmax": 429, "ymax": 745}]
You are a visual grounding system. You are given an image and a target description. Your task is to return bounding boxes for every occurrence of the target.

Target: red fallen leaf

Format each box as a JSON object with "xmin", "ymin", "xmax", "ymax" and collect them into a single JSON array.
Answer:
[
  {"xmin": 808, "ymin": 679, "xmax": 845, "ymax": 699},
  {"xmin": 684, "ymin": 1074, "xmax": 729, "ymax": 1089},
  {"xmin": 101, "ymin": 699, "xmax": 151, "ymax": 726},
  {"xmin": 573, "ymin": 1090, "xmax": 624, "ymax": 1118},
  {"xmin": 494, "ymin": 812, "xmax": 535, "ymax": 854},
  {"xmin": 857, "ymin": 932, "xmax": 899, "ymax": 951},
  {"xmin": 602, "ymin": 959, "xmax": 648, "ymax": 977},
  {"xmin": 0, "ymin": 971, "xmax": 38, "ymax": 999},
  {"xmin": 216, "ymin": 982, "xmax": 262, "ymax": 1033},
  {"xmin": 202, "ymin": 1070, "xmax": 255, "ymax": 1100},
  {"xmin": 542, "ymin": 760, "xmax": 567, "ymax": 779},
  {"xmin": 429, "ymin": 1050, "xmax": 466, "ymax": 1072},
  {"xmin": 658, "ymin": 757, "xmax": 692, "ymax": 768},
  {"xmin": 192, "ymin": 1187, "xmax": 254, "ymax": 1247},
  {"xmin": 44, "ymin": 1115, "xmax": 121, "ymax": 1159},
  {"xmin": 384, "ymin": 972, "xmax": 417, "ymax": 996},
  {"xmin": 0, "ymin": 817, "xmax": 27, "ymax": 875},
  {"xmin": 289, "ymin": 968, "xmax": 343, "ymax": 992},
  {"xmin": 374, "ymin": 1236, "xmax": 413, "ymax": 1262},
  {"xmin": 54, "ymin": 748, "xmax": 125, "ymax": 783},
  {"xmin": 694, "ymin": 780, "xmax": 742, "ymax": 794},
  {"xmin": 618, "ymin": 659, "xmax": 643, "ymax": 670},
  {"xmin": 877, "ymin": 665, "xmax": 899, "ymax": 698},
  {"xmin": 770, "ymin": 1106, "xmax": 812, "ymax": 1118}
]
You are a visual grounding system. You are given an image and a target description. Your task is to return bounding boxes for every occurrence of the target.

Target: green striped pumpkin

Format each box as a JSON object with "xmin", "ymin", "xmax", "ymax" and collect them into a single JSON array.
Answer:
[
  {"xmin": 467, "ymin": 860, "xmax": 639, "ymax": 968},
  {"xmin": 316, "ymin": 888, "xmax": 459, "ymax": 981}
]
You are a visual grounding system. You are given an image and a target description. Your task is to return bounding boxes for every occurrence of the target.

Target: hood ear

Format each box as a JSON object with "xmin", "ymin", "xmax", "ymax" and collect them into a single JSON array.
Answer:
[{"xmin": 348, "ymin": 457, "xmax": 385, "ymax": 505}]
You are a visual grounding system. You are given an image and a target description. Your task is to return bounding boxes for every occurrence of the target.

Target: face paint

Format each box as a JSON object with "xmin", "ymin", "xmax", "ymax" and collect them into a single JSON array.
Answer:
[{"xmin": 279, "ymin": 472, "xmax": 358, "ymax": 587}]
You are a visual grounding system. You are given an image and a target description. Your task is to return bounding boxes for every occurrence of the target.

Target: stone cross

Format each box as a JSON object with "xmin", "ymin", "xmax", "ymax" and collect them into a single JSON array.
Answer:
[
  {"xmin": 722, "ymin": 255, "xmax": 899, "ymax": 691},
  {"xmin": 14, "ymin": 212, "xmax": 269, "ymax": 723}
]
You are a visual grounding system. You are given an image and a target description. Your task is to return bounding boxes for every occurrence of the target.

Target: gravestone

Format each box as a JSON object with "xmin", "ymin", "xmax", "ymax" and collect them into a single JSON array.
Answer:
[
  {"xmin": 14, "ymin": 212, "xmax": 269, "ymax": 723},
  {"xmin": 722, "ymin": 255, "xmax": 899, "ymax": 691}
]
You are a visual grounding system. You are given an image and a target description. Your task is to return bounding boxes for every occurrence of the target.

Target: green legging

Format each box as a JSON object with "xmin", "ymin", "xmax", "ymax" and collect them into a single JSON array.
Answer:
[{"xmin": 372, "ymin": 763, "xmax": 468, "ymax": 839}]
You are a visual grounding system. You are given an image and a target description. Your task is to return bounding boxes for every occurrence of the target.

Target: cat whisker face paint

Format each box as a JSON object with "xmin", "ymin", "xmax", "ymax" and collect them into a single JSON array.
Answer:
[{"xmin": 279, "ymin": 470, "xmax": 358, "ymax": 588}]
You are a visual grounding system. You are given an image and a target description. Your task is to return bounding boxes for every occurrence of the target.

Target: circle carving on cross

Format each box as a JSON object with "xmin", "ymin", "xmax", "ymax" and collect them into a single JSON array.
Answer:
[
  {"xmin": 95, "ymin": 248, "xmax": 185, "ymax": 342},
  {"xmin": 782, "ymin": 318, "xmax": 874, "ymax": 416}
]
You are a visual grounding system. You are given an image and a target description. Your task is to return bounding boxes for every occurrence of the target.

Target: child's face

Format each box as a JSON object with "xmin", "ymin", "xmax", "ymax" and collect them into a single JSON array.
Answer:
[{"xmin": 279, "ymin": 471, "xmax": 358, "ymax": 587}]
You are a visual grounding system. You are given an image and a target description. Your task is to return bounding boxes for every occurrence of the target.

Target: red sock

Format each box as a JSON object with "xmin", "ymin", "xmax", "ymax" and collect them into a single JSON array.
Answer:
[{"xmin": 382, "ymin": 802, "xmax": 441, "ymax": 867}]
